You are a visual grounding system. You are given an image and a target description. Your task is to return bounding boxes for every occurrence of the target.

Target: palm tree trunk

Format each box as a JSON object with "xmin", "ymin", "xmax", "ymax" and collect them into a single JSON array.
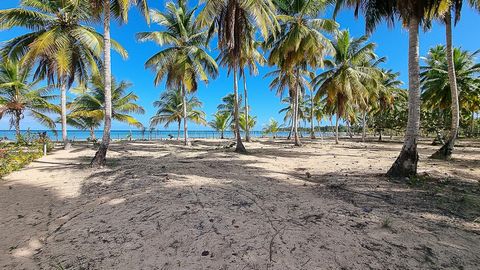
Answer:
[
  {"xmin": 90, "ymin": 127, "xmax": 96, "ymax": 141},
  {"xmin": 182, "ymin": 85, "xmax": 190, "ymax": 146},
  {"xmin": 310, "ymin": 90, "xmax": 316, "ymax": 139},
  {"xmin": 233, "ymin": 68, "xmax": 246, "ymax": 153},
  {"xmin": 293, "ymin": 71, "xmax": 301, "ymax": 147},
  {"xmin": 91, "ymin": 1, "xmax": 112, "ymax": 167},
  {"xmin": 387, "ymin": 17, "xmax": 421, "ymax": 178},
  {"xmin": 335, "ymin": 112, "xmax": 339, "ymax": 144},
  {"xmin": 177, "ymin": 120, "xmax": 181, "ymax": 140},
  {"xmin": 243, "ymin": 73, "xmax": 251, "ymax": 142},
  {"xmin": 362, "ymin": 111, "xmax": 367, "ymax": 142},
  {"xmin": 221, "ymin": 130, "xmax": 224, "ymax": 139},
  {"xmin": 431, "ymin": 10, "xmax": 459, "ymax": 160},
  {"xmin": 60, "ymin": 83, "xmax": 70, "ymax": 149},
  {"xmin": 13, "ymin": 110, "xmax": 21, "ymax": 141},
  {"xmin": 287, "ymin": 118, "xmax": 293, "ymax": 140}
]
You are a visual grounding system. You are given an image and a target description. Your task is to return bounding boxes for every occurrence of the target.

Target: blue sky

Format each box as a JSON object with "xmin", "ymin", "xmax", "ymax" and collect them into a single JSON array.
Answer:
[{"xmin": 0, "ymin": 1, "xmax": 479, "ymax": 131}]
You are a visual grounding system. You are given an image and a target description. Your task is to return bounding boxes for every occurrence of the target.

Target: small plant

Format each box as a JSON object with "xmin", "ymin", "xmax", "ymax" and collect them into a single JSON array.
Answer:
[{"xmin": 381, "ymin": 217, "xmax": 393, "ymax": 228}]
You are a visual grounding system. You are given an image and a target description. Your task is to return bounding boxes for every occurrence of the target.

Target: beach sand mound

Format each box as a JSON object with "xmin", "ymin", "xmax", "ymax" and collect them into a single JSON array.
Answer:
[{"xmin": 1, "ymin": 138, "xmax": 479, "ymax": 269}]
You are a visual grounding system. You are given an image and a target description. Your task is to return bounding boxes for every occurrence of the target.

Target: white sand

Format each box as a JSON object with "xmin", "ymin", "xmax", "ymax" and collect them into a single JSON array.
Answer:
[{"xmin": 1, "ymin": 138, "xmax": 479, "ymax": 269}]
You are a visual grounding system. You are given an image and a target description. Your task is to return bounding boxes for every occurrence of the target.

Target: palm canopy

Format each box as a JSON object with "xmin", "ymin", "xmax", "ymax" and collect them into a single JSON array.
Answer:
[
  {"xmin": 209, "ymin": 111, "xmax": 231, "ymax": 132},
  {"xmin": 0, "ymin": 58, "xmax": 58, "ymax": 135},
  {"xmin": 421, "ymin": 45, "xmax": 480, "ymax": 111},
  {"xmin": 0, "ymin": 0, "xmax": 126, "ymax": 87},
  {"xmin": 150, "ymin": 88, "xmax": 206, "ymax": 128},
  {"xmin": 217, "ymin": 93, "xmax": 243, "ymax": 117},
  {"xmin": 333, "ymin": 0, "xmax": 446, "ymax": 33},
  {"xmin": 313, "ymin": 30, "xmax": 381, "ymax": 119},
  {"xmin": 267, "ymin": 0, "xmax": 337, "ymax": 71},
  {"xmin": 69, "ymin": 75, "xmax": 145, "ymax": 129},
  {"xmin": 137, "ymin": 1, "xmax": 218, "ymax": 92},
  {"xmin": 89, "ymin": 0, "xmax": 150, "ymax": 23},
  {"xmin": 198, "ymin": 0, "xmax": 278, "ymax": 71}
]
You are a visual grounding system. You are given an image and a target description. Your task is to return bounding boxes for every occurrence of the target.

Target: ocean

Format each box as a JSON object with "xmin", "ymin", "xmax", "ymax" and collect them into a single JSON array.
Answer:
[{"xmin": 0, "ymin": 130, "xmax": 334, "ymax": 142}]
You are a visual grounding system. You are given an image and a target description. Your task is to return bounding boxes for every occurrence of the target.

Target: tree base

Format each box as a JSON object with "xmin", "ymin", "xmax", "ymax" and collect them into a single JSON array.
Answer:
[
  {"xmin": 430, "ymin": 138, "xmax": 454, "ymax": 160},
  {"xmin": 91, "ymin": 143, "xmax": 108, "ymax": 167},
  {"xmin": 386, "ymin": 145, "xmax": 419, "ymax": 178},
  {"xmin": 63, "ymin": 141, "xmax": 72, "ymax": 150}
]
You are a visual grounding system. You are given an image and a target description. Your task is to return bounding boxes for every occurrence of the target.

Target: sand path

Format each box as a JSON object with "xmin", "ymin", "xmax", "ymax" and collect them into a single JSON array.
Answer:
[{"xmin": 1, "ymin": 139, "xmax": 479, "ymax": 269}]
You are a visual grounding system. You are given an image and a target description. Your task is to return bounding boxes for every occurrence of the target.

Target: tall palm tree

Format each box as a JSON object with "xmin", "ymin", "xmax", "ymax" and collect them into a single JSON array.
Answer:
[
  {"xmin": 428, "ymin": 0, "xmax": 480, "ymax": 160},
  {"xmin": 266, "ymin": 67, "xmax": 310, "ymax": 141},
  {"xmin": 150, "ymin": 88, "xmax": 206, "ymax": 139},
  {"xmin": 69, "ymin": 75, "xmax": 145, "ymax": 139},
  {"xmin": 421, "ymin": 46, "xmax": 480, "ymax": 144},
  {"xmin": 267, "ymin": 0, "xmax": 337, "ymax": 146},
  {"xmin": 198, "ymin": 0, "xmax": 278, "ymax": 153},
  {"xmin": 334, "ymin": 0, "xmax": 445, "ymax": 177},
  {"xmin": 239, "ymin": 39, "xmax": 265, "ymax": 142},
  {"xmin": 137, "ymin": 1, "xmax": 218, "ymax": 146},
  {"xmin": 0, "ymin": 0, "xmax": 118, "ymax": 149},
  {"xmin": 313, "ymin": 30, "xmax": 379, "ymax": 144},
  {"xmin": 0, "ymin": 59, "xmax": 57, "ymax": 140},
  {"xmin": 90, "ymin": 0, "xmax": 149, "ymax": 166},
  {"xmin": 209, "ymin": 112, "xmax": 231, "ymax": 139}
]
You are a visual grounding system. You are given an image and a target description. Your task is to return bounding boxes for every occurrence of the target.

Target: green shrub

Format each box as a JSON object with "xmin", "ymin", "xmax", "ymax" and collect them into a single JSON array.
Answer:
[{"xmin": 0, "ymin": 133, "xmax": 54, "ymax": 178}]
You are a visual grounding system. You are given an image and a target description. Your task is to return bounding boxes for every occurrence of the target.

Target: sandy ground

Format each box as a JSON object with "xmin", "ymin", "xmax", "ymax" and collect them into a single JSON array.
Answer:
[{"xmin": 1, "ymin": 137, "xmax": 479, "ymax": 269}]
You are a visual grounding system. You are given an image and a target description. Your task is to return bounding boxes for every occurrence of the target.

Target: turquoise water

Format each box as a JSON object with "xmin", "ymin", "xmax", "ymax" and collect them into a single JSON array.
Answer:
[{"xmin": 0, "ymin": 130, "xmax": 332, "ymax": 141}]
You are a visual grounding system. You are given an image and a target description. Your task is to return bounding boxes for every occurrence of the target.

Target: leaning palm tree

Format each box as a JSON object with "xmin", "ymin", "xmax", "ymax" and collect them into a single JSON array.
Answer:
[
  {"xmin": 198, "ymin": 0, "xmax": 278, "ymax": 153},
  {"xmin": 428, "ymin": 0, "xmax": 480, "ymax": 160},
  {"xmin": 89, "ymin": 0, "xmax": 149, "ymax": 166},
  {"xmin": 334, "ymin": 0, "xmax": 445, "ymax": 177},
  {"xmin": 0, "ymin": 59, "xmax": 57, "ymax": 140},
  {"xmin": 266, "ymin": 0, "xmax": 337, "ymax": 146},
  {"xmin": 0, "ymin": 0, "xmax": 119, "ymax": 149},
  {"xmin": 209, "ymin": 112, "xmax": 231, "ymax": 139},
  {"xmin": 137, "ymin": 1, "xmax": 218, "ymax": 146},
  {"xmin": 422, "ymin": 46, "xmax": 480, "ymax": 151},
  {"xmin": 69, "ymin": 75, "xmax": 145, "ymax": 138},
  {"xmin": 150, "ymin": 89, "xmax": 207, "ymax": 139},
  {"xmin": 313, "ymin": 30, "xmax": 380, "ymax": 144}
]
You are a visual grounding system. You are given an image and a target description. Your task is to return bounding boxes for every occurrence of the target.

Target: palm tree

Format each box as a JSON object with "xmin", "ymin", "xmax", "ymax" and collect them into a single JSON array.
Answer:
[
  {"xmin": 150, "ymin": 89, "xmax": 206, "ymax": 139},
  {"xmin": 266, "ymin": 67, "xmax": 310, "ymax": 141},
  {"xmin": 263, "ymin": 118, "xmax": 280, "ymax": 138},
  {"xmin": 0, "ymin": 0, "xmax": 118, "ymax": 149},
  {"xmin": 198, "ymin": 0, "xmax": 278, "ymax": 153},
  {"xmin": 90, "ymin": 0, "xmax": 149, "ymax": 166},
  {"xmin": 137, "ymin": 1, "xmax": 218, "ymax": 146},
  {"xmin": 217, "ymin": 93, "xmax": 243, "ymax": 120},
  {"xmin": 313, "ymin": 30, "xmax": 379, "ymax": 144},
  {"xmin": 239, "ymin": 113, "xmax": 256, "ymax": 133},
  {"xmin": 334, "ymin": 0, "xmax": 445, "ymax": 177},
  {"xmin": 209, "ymin": 112, "xmax": 231, "ymax": 139},
  {"xmin": 422, "ymin": 46, "xmax": 480, "ymax": 147},
  {"xmin": 0, "ymin": 59, "xmax": 57, "ymax": 140},
  {"xmin": 428, "ymin": 0, "xmax": 480, "ymax": 160},
  {"xmin": 267, "ymin": 0, "xmax": 337, "ymax": 146},
  {"xmin": 69, "ymin": 75, "xmax": 145, "ymax": 139}
]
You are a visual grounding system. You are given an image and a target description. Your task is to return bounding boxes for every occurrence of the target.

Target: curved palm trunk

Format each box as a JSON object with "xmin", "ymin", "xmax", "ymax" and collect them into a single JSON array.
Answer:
[
  {"xmin": 431, "ymin": 10, "xmax": 459, "ymax": 160},
  {"xmin": 387, "ymin": 17, "xmax": 421, "ymax": 178},
  {"xmin": 60, "ymin": 83, "xmax": 70, "ymax": 149},
  {"xmin": 243, "ymin": 73, "xmax": 251, "ymax": 142},
  {"xmin": 91, "ymin": 2, "xmax": 112, "ymax": 167},
  {"xmin": 335, "ymin": 112, "xmax": 339, "ymax": 144},
  {"xmin": 182, "ymin": 85, "xmax": 190, "ymax": 146},
  {"xmin": 362, "ymin": 111, "xmax": 367, "ymax": 142},
  {"xmin": 233, "ymin": 68, "xmax": 246, "ymax": 153}
]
